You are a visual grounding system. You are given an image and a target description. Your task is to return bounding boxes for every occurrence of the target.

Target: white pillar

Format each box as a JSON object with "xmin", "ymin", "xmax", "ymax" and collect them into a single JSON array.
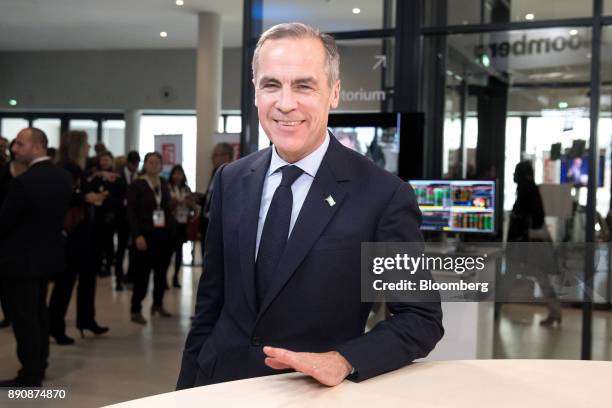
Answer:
[
  {"xmin": 124, "ymin": 109, "xmax": 142, "ymax": 153},
  {"xmin": 195, "ymin": 12, "xmax": 222, "ymax": 192}
]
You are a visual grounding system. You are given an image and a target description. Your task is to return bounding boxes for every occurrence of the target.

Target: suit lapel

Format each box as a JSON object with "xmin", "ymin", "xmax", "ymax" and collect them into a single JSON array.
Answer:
[
  {"xmin": 238, "ymin": 149, "xmax": 271, "ymax": 316},
  {"xmin": 256, "ymin": 136, "xmax": 350, "ymax": 321}
]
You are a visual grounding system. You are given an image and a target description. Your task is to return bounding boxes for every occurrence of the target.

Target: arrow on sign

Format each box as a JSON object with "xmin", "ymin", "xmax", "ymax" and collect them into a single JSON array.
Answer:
[{"xmin": 372, "ymin": 55, "xmax": 387, "ymax": 70}]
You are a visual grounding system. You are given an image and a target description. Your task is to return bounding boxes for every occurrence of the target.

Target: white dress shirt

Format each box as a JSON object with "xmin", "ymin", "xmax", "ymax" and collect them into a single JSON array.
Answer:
[{"xmin": 255, "ymin": 132, "xmax": 330, "ymax": 258}]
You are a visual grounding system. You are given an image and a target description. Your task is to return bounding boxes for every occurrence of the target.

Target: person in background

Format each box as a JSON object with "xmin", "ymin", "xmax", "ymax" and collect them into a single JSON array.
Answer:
[
  {"xmin": 127, "ymin": 152, "xmax": 175, "ymax": 324},
  {"xmin": 200, "ymin": 143, "xmax": 234, "ymax": 261},
  {"xmin": 0, "ymin": 140, "xmax": 28, "ymax": 205},
  {"xmin": 115, "ymin": 151, "xmax": 141, "ymax": 288},
  {"xmin": 90, "ymin": 151, "xmax": 126, "ymax": 279},
  {"xmin": 168, "ymin": 165, "xmax": 197, "ymax": 288},
  {"xmin": 84, "ymin": 142, "xmax": 108, "ymax": 176},
  {"xmin": 0, "ymin": 140, "xmax": 28, "ymax": 330},
  {"xmin": 48, "ymin": 130, "xmax": 109, "ymax": 345},
  {"xmin": 47, "ymin": 147, "xmax": 58, "ymax": 164},
  {"xmin": 0, "ymin": 136, "xmax": 9, "ymax": 166},
  {"xmin": 507, "ymin": 161, "xmax": 562, "ymax": 327},
  {"xmin": 0, "ymin": 128, "xmax": 72, "ymax": 387}
]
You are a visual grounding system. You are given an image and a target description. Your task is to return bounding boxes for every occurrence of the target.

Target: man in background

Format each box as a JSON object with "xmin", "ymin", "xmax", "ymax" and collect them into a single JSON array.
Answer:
[
  {"xmin": 199, "ymin": 143, "xmax": 234, "ymax": 260},
  {"xmin": 0, "ymin": 128, "xmax": 72, "ymax": 387},
  {"xmin": 115, "ymin": 150, "xmax": 141, "ymax": 287}
]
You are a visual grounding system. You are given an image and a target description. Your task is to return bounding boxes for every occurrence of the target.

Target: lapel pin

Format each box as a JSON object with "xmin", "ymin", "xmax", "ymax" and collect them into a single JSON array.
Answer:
[{"xmin": 325, "ymin": 195, "xmax": 336, "ymax": 207}]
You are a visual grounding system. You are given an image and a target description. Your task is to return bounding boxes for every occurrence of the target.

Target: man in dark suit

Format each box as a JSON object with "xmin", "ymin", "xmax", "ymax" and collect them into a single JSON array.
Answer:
[
  {"xmin": 0, "ymin": 128, "xmax": 72, "ymax": 387},
  {"xmin": 177, "ymin": 23, "xmax": 443, "ymax": 389},
  {"xmin": 115, "ymin": 150, "xmax": 140, "ymax": 289}
]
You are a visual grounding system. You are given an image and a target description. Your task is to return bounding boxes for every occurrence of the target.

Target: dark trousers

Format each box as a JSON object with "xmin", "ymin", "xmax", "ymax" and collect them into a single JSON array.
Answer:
[
  {"xmin": 173, "ymin": 223, "xmax": 187, "ymax": 282},
  {"xmin": 49, "ymin": 223, "xmax": 98, "ymax": 333},
  {"xmin": 131, "ymin": 230, "xmax": 172, "ymax": 313},
  {"xmin": 93, "ymin": 215, "xmax": 116, "ymax": 276},
  {"xmin": 115, "ymin": 214, "xmax": 134, "ymax": 282},
  {"xmin": 0, "ymin": 278, "xmax": 49, "ymax": 383}
]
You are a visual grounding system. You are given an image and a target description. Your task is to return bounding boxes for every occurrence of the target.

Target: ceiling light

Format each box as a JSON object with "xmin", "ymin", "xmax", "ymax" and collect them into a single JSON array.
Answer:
[
  {"xmin": 160, "ymin": 31, "xmax": 168, "ymax": 38},
  {"xmin": 558, "ymin": 101, "xmax": 569, "ymax": 109},
  {"xmin": 569, "ymin": 29, "xmax": 578, "ymax": 36},
  {"xmin": 481, "ymin": 54, "xmax": 490, "ymax": 67},
  {"xmin": 8, "ymin": 99, "xmax": 17, "ymax": 106},
  {"xmin": 352, "ymin": 8, "xmax": 361, "ymax": 14},
  {"xmin": 525, "ymin": 13, "xmax": 535, "ymax": 20},
  {"xmin": 176, "ymin": 0, "xmax": 184, "ymax": 5}
]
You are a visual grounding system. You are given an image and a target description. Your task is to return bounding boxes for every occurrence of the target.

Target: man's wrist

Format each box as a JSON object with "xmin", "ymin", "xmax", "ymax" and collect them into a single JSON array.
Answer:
[{"xmin": 332, "ymin": 351, "xmax": 354, "ymax": 378}]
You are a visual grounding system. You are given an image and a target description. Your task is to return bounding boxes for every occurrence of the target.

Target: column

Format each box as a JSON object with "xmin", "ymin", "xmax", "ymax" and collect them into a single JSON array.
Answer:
[
  {"xmin": 195, "ymin": 12, "xmax": 222, "ymax": 192},
  {"xmin": 124, "ymin": 109, "xmax": 142, "ymax": 153}
]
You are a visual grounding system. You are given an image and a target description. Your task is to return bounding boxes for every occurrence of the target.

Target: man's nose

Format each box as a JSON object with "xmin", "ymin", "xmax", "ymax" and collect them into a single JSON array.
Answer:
[{"xmin": 275, "ymin": 86, "xmax": 298, "ymax": 112}]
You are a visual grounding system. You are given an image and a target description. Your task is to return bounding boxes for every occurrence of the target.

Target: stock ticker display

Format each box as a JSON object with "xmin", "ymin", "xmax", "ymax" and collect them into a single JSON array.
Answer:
[{"xmin": 409, "ymin": 180, "xmax": 496, "ymax": 234}]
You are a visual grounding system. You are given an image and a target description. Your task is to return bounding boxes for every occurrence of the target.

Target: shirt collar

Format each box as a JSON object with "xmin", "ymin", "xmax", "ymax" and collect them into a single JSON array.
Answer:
[
  {"xmin": 268, "ymin": 131, "xmax": 330, "ymax": 178},
  {"xmin": 29, "ymin": 156, "xmax": 51, "ymax": 167}
]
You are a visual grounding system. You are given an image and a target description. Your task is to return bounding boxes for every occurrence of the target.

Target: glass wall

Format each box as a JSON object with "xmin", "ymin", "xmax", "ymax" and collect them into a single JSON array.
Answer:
[
  {"xmin": 0, "ymin": 118, "xmax": 29, "ymax": 140},
  {"xmin": 421, "ymin": 8, "xmax": 612, "ymax": 358},
  {"xmin": 102, "ymin": 119, "xmax": 126, "ymax": 157},
  {"xmin": 424, "ymin": 0, "xmax": 593, "ymax": 26},
  {"xmin": 335, "ymin": 38, "xmax": 394, "ymax": 113},
  {"xmin": 32, "ymin": 118, "xmax": 61, "ymax": 149},
  {"xmin": 262, "ymin": 0, "xmax": 394, "ymax": 32}
]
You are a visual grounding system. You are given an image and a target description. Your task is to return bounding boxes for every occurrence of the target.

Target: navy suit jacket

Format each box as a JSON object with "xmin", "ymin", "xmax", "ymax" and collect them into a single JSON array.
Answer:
[{"xmin": 177, "ymin": 134, "xmax": 443, "ymax": 388}]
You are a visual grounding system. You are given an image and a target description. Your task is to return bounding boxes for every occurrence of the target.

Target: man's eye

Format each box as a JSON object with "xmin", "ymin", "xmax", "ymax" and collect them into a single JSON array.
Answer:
[
  {"xmin": 262, "ymin": 83, "xmax": 279, "ymax": 89},
  {"xmin": 297, "ymin": 85, "xmax": 312, "ymax": 90}
]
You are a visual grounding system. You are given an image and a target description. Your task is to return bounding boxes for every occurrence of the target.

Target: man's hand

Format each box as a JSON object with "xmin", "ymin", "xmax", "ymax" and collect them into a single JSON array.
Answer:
[{"xmin": 263, "ymin": 346, "xmax": 352, "ymax": 387}]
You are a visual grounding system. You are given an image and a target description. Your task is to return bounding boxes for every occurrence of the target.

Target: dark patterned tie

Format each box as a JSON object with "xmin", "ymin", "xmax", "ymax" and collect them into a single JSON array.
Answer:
[{"xmin": 255, "ymin": 165, "xmax": 304, "ymax": 309}]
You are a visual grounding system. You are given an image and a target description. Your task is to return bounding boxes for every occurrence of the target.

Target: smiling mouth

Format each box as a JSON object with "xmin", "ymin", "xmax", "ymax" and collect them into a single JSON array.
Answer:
[{"xmin": 274, "ymin": 120, "xmax": 305, "ymax": 127}]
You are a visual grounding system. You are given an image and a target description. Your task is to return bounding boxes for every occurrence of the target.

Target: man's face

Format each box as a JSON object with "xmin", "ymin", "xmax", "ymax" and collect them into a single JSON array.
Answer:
[
  {"xmin": 212, "ymin": 147, "xmax": 232, "ymax": 168},
  {"xmin": 11, "ymin": 130, "xmax": 42, "ymax": 165},
  {"xmin": 99, "ymin": 155, "xmax": 113, "ymax": 171},
  {"xmin": 127, "ymin": 161, "xmax": 139, "ymax": 173},
  {"xmin": 254, "ymin": 37, "xmax": 340, "ymax": 163}
]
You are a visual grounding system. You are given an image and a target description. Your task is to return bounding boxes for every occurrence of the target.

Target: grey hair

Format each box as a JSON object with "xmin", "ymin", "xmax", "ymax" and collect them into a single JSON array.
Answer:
[{"xmin": 252, "ymin": 22, "xmax": 340, "ymax": 87}]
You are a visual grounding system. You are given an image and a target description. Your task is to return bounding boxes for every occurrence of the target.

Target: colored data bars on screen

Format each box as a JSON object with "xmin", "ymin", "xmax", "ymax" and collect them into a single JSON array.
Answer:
[{"xmin": 409, "ymin": 180, "xmax": 496, "ymax": 234}]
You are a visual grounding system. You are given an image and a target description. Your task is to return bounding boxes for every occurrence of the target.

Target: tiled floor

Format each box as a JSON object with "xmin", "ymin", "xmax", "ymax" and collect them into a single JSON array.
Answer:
[
  {"xmin": 0, "ymin": 265, "xmax": 202, "ymax": 408},
  {"xmin": 2, "ymin": 263, "xmax": 612, "ymax": 408}
]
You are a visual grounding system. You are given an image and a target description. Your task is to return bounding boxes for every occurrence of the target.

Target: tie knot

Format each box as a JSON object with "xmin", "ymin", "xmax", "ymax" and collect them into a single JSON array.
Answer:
[{"xmin": 279, "ymin": 165, "xmax": 304, "ymax": 187}]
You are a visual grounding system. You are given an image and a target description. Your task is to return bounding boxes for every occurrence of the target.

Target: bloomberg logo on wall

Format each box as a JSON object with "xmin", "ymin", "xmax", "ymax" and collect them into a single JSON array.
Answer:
[{"xmin": 473, "ymin": 29, "xmax": 592, "ymax": 71}]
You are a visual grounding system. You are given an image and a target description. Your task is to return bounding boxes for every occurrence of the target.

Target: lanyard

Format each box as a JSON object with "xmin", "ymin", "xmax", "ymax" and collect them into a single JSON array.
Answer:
[{"xmin": 144, "ymin": 176, "xmax": 162, "ymax": 209}]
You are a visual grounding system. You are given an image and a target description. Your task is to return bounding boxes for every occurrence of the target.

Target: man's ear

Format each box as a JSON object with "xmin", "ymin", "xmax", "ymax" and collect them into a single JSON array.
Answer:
[
  {"xmin": 329, "ymin": 80, "xmax": 341, "ymax": 109},
  {"xmin": 252, "ymin": 77, "xmax": 258, "ymax": 107}
]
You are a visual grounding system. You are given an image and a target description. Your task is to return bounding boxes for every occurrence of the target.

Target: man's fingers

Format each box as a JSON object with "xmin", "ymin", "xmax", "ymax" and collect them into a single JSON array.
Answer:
[
  {"xmin": 263, "ymin": 347, "xmax": 310, "ymax": 373},
  {"xmin": 263, "ymin": 346, "xmax": 289, "ymax": 357},
  {"xmin": 264, "ymin": 357, "xmax": 293, "ymax": 371}
]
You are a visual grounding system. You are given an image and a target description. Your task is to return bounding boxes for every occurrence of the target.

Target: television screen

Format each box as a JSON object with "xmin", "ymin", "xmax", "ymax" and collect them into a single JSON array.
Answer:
[
  {"xmin": 409, "ymin": 180, "xmax": 496, "ymax": 234},
  {"xmin": 329, "ymin": 126, "xmax": 399, "ymax": 175},
  {"xmin": 559, "ymin": 155, "xmax": 605, "ymax": 187}
]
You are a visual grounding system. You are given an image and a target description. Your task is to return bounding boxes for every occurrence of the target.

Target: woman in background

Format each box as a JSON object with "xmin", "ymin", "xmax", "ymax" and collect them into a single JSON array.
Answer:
[
  {"xmin": 507, "ymin": 161, "xmax": 562, "ymax": 327},
  {"xmin": 48, "ymin": 130, "xmax": 109, "ymax": 344},
  {"xmin": 168, "ymin": 165, "xmax": 196, "ymax": 288},
  {"xmin": 127, "ymin": 152, "xmax": 175, "ymax": 324}
]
